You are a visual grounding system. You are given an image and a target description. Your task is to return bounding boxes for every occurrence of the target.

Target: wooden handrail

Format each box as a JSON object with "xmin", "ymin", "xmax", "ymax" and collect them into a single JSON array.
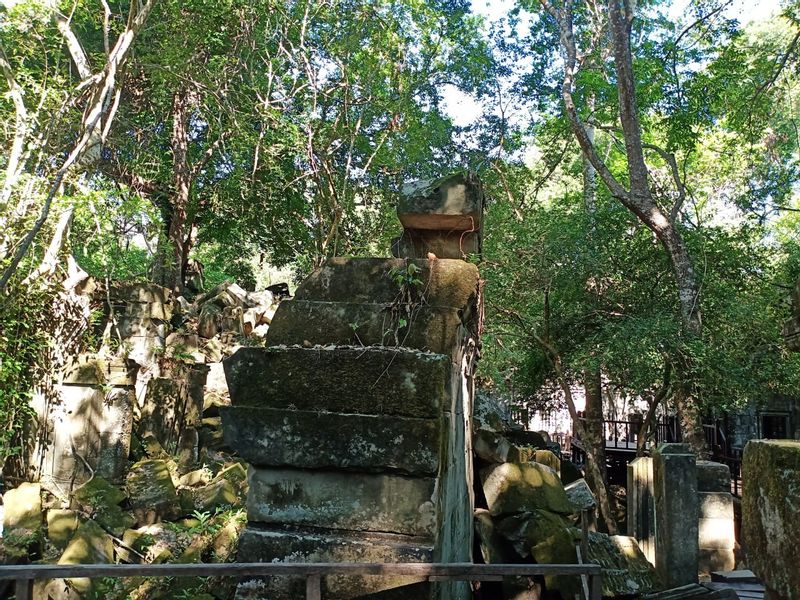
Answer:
[{"xmin": 0, "ymin": 561, "xmax": 604, "ymax": 600}]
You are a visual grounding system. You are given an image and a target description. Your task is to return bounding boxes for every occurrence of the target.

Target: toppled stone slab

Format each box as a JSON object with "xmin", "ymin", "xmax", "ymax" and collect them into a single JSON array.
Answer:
[
  {"xmin": 247, "ymin": 469, "xmax": 437, "ymax": 538},
  {"xmin": 126, "ymin": 459, "xmax": 180, "ymax": 524},
  {"xmin": 58, "ymin": 519, "xmax": 113, "ymax": 565},
  {"xmin": 565, "ymin": 478, "xmax": 596, "ymax": 512},
  {"xmin": 236, "ymin": 527, "xmax": 432, "ymax": 600},
  {"xmin": 58, "ymin": 519, "xmax": 114, "ymax": 596},
  {"xmin": 474, "ymin": 429, "xmax": 512, "ymax": 464},
  {"xmin": 742, "ymin": 439, "xmax": 800, "ymax": 599},
  {"xmin": 222, "ymin": 406, "xmax": 440, "ymax": 475},
  {"xmin": 480, "ymin": 462, "xmax": 574, "ymax": 516},
  {"xmin": 475, "ymin": 509, "xmax": 514, "ymax": 564},
  {"xmin": 533, "ymin": 449, "xmax": 560, "ymax": 474},
  {"xmin": 191, "ymin": 479, "xmax": 239, "ymax": 513},
  {"xmin": 265, "ymin": 299, "xmax": 467, "ymax": 354},
  {"xmin": 586, "ymin": 533, "xmax": 659, "ymax": 597},
  {"xmin": 3, "ymin": 482, "xmax": 42, "ymax": 532},
  {"xmin": 496, "ymin": 509, "xmax": 572, "ymax": 559},
  {"xmin": 293, "ymin": 257, "xmax": 479, "ymax": 308},
  {"xmin": 47, "ymin": 510, "xmax": 82, "ymax": 550},
  {"xmin": 73, "ymin": 476, "xmax": 134, "ymax": 537},
  {"xmin": 398, "ymin": 173, "xmax": 483, "ymax": 232},
  {"xmin": 224, "ymin": 346, "xmax": 448, "ymax": 418}
]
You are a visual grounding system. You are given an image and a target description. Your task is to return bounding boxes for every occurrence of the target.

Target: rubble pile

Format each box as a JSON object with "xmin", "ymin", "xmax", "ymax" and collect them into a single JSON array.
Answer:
[
  {"xmin": 471, "ymin": 395, "xmax": 660, "ymax": 599},
  {"xmin": 1, "ymin": 278, "xmax": 287, "ymax": 599}
]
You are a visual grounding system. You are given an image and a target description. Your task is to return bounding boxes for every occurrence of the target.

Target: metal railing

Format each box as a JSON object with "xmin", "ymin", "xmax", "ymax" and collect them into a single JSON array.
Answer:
[{"xmin": 0, "ymin": 562, "xmax": 604, "ymax": 600}]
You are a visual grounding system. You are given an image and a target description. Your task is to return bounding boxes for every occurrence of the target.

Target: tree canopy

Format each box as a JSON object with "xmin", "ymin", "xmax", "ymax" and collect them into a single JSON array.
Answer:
[{"xmin": 2, "ymin": 0, "xmax": 800, "ymax": 469}]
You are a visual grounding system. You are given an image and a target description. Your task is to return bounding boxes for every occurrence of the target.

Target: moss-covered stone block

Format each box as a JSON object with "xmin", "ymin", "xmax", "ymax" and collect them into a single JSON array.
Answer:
[
  {"xmin": 221, "ymin": 406, "xmax": 440, "ymax": 475},
  {"xmin": 236, "ymin": 527, "xmax": 432, "ymax": 599},
  {"xmin": 474, "ymin": 509, "xmax": 514, "ymax": 564},
  {"xmin": 265, "ymin": 299, "xmax": 466, "ymax": 353},
  {"xmin": 533, "ymin": 449, "xmax": 560, "ymax": 474},
  {"xmin": 58, "ymin": 519, "xmax": 113, "ymax": 565},
  {"xmin": 586, "ymin": 532, "xmax": 659, "ymax": 597},
  {"xmin": 496, "ymin": 509, "xmax": 572, "ymax": 559},
  {"xmin": 191, "ymin": 479, "xmax": 239, "ymax": 513},
  {"xmin": 480, "ymin": 462, "xmax": 574, "ymax": 517},
  {"xmin": 126, "ymin": 459, "xmax": 180, "ymax": 524},
  {"xmin": 247, "ymin": 468, "xmax": 437, "ymax": 538},
  {"xmin": 742, "ymin": 439, "xmax": 800, "ymax": 599},
  {"xmin": 224, "ymin": 346, "xmax": 449, "ymax": 418},
  {"xmin": 2, "ymin": 482, "xmax": 43, "ymax": 555},
  {"xmin": 46, "ymin": 510, "xmax": 83, "ymax": 550},
  {"xmin": 293, "ymin": 257, "xmax": 479, "ymax": 309}
]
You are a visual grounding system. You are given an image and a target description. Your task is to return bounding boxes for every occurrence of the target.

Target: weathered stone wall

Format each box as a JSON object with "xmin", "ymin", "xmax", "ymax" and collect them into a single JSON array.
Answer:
[
  {"xmin": 222, "ymin": 256, "xmax": 480, "ymax": 600},
  {"xmin": 32, "ymin": 355, "xmax": 136, "ymax": 495},
  {"xmin": 696, "ymin": 461, "xmax": 735, "ymax": 574},
  {"xmin": 742, "ymin": 439, "xmax": 800, "ymax": 599}
]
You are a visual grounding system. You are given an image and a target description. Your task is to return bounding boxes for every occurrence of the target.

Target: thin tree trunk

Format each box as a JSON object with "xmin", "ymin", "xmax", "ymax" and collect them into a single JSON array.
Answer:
[
  {"xmin": 538, "ymin": 0, "xmax": 707, "ymax": 454},
  {"xmin": 583, "ymin": 369, "xmax": 616, "ymax": 533},
  {"xmin": 0, "ymin": 0, "xmax": 156, "ymax": 294},
  {"xmin": 168, "ymin": 89, "xmax": 191, "ymax": 294}
]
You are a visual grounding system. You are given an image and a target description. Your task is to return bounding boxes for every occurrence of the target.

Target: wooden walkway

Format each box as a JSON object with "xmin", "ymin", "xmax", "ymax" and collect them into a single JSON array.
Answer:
[
  {"xmin": 643, "ymin": 571, "xmax": 765, "ymax": 600},
  {"xmin": 707, "ymin": 570, "xmax": 765, "ymax": 600}
]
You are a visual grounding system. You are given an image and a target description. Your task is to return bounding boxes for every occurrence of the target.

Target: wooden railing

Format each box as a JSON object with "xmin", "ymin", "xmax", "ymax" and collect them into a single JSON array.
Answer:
[{"xmin": 0, "ymin": 562, "xmax": 604, "ymax": 600}]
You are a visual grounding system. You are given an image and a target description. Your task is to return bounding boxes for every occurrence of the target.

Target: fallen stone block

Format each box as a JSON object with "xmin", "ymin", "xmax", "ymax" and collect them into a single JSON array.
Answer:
[
  {"xmin": 247, "ymin": 468, "xmax": 437, "ymax": 538},
  {"xmin": 533, "ymin": 449, "xmax": 560, "ymax": 474},
  {"xmin": 126, "ymin": 459, "xmax": 180, "ymax": 524},
  {"xmin": 480, "ymin": 462, "xmax": 574, "ymax": 516},
  {"xmin": 565, "ymin": 478, "xmax": 596, "ymax": 512},
  {"xmin": 474, "ymin": 429, "xmax": 512, "ymax": 464},
  {"xmin": 58, "ymin": 519, "xmax": 114, "ymax": 596},
  {"xmin": 474, "ymin": 509, "xmax": 515, "ymax": 564},
  {"xmin": 46, "ymin": 510, "xmax": 83, "ymax": 551},
  {"xmin": 192, "ymin": 479, "xmax": 239, "ymax": 513},
  {"xmin": 496, "ymin": 509, "xmax": 572, "ymax": 559}
]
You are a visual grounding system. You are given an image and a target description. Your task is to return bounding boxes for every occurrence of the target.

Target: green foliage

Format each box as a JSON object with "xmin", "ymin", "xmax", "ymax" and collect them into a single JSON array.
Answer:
[{"xmin": 0, "ymin": 285, "xmax": 52, "ymax": 465}]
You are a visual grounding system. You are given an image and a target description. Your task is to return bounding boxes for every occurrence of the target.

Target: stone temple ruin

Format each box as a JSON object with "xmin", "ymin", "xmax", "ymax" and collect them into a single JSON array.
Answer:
[{"xmin": 221, "ymin": 173, "xmax": 484, "ymax": 599}]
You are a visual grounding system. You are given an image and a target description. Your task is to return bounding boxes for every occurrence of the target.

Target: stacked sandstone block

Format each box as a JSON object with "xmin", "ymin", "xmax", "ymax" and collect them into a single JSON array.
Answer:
[{"xmin": 221, "ymin": 175, "xmax": 483, "ymax": 599}]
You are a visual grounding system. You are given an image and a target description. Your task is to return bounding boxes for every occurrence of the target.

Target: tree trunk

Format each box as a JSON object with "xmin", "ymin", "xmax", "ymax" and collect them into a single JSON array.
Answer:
[
  {"xmin": 540, "ymin": 0, "xmax": 707, "ymax": 455},
  {"xmin": 583, "ymin": 369, "xmax": 617, "ymax": 533},
  {"xmin": 168, "ymin": 89, "xmax": 191, "ymax": 294}
]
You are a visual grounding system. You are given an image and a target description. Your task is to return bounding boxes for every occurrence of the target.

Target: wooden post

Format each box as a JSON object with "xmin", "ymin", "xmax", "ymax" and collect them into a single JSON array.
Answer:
[
  {"xmin": 306, "ymin": 574, "xmax": 321, "ymax": 600},
  {"xmin": 581, "ymin": 508, "xmax": 589, "ymax": 559},
  {"xmin": 15, "ymin": 579, "xmax": 32, "ymax": 600},
  {"xmin": 589, "ymin": 573, "xmax": 602, "ymax": 600}
]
